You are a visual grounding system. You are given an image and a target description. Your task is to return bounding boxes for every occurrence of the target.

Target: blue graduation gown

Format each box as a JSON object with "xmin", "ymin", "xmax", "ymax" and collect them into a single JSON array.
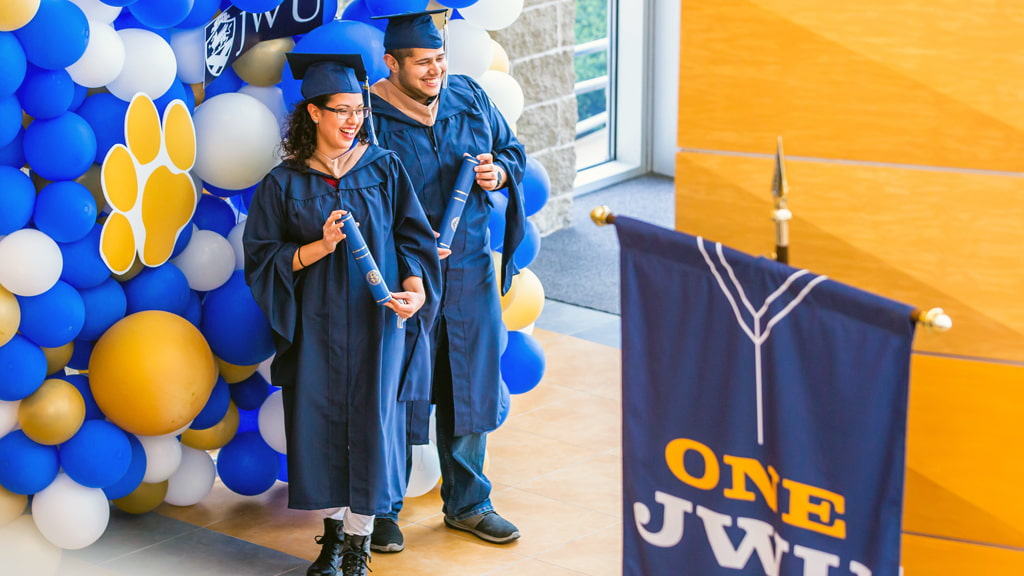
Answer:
[
  {"xmin": 242, "ymin": 145, "xmax": 441, "ymax": 514},
  {"xmin": 371, "ymin": 75, "xmax": 526, "ymax": 440}
]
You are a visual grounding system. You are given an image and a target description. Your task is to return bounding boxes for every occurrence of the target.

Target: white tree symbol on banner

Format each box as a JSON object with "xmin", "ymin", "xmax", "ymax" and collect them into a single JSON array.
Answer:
[{"xmin": 696, "ymin": 238, "xmax": 828, "ymax": 446}]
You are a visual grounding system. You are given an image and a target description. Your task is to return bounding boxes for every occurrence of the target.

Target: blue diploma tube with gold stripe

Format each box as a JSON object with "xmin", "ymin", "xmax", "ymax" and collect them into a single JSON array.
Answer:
[
  {"xmin": 437, "ymin": 154, "xmax": 479, "ymax": 250},
  {"xmin": 341, "ymin": 211, "xmax": 392, "ymax": 305}
]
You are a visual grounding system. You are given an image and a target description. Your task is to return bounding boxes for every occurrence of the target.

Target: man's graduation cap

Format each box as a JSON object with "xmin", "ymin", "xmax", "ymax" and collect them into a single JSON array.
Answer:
[
  {"xmin": 285, "ymin": 52, "xmax": 368, "ymax": 100},
  {"xmin": 371, "ymin": 8, "xmax": 448, "ymax": 51}
]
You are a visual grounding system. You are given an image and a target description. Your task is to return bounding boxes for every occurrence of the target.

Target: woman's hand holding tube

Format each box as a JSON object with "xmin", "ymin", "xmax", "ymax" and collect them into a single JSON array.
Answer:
[{"xmin": 384, "ymin": 276, "xmax": 426, "ymax": 319}]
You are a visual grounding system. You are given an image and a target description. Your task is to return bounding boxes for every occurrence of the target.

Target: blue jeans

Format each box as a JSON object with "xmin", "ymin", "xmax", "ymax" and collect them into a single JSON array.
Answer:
[{"xmin": 384, "ymin": 318, "xmax": 493, "ymax": 522}]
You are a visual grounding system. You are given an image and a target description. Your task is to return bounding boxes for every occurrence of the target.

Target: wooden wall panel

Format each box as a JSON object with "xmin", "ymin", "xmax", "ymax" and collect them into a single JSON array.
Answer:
[
  {"xmin": 678, "ymin": 0, "xmax": 1024, "ymax": 171},
  {"xmin": 674, "ymin": 151, "xmax": 1024, "ymax": 362}
]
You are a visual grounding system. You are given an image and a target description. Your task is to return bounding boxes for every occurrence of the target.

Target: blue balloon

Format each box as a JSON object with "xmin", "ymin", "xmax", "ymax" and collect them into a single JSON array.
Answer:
[
  {"xmin": 191, "ymin": 377, "xmax": 230, "ymax": 430},
  {"xmin": 0, "ymin": 166, "xmax": 35, "ymax": 234},
  {"xmin": 285, "ymin": 20, "xmax": 387, "ymax": 106},
  {"xmin": 0, "ymin": 430, "xmax": 60, "ymax": 495},
  {"xmin": 512, "ymin": 219, "xmax": 540, "ymax": 269},
  {"xmin": 103, "ymin": 0, "xmax": 141, "ymax": 6},
  {"xmin": 487, "ymin": 191, "xmax": 507, "ymax": 251},
  {"xmin": 227, "ymin": 186, "xmax": 255, "ymax": 215},
  {"xmin": 76, "ymin": 93, "xmax": 129, "ymax": 164},
  {"xmin": 342, "ymin": 0, "xmax": 387, "ymax": 31},
  {"xmin": 200, "ymin": 271, "xmax": 275, "ymax": 366},
  {"xmin": 237, "ymin": 407, "xmax": 259, "ymax": 434},
  {"xmin": 172, "ymin": 222, "xmax": 194, "ymax": 258},
  {"xmin": 67, "ymin": 337, "xmax": 94, "ymax": 371},
  {"xmin": 24, "ymin": 112, "xmax": 96, "ymax": 181},
  {"xmin": 14, "ymin": 0, "xmax": 90, "ymax": 70},
  {"xmin": 497, "ymin": 380, "xmax": 511, "ymax": 427},
  {"xmin": 0, "ymin": 94, "xmax": 22, "ymax": 148},
  {"xmin": 103, "ymin": 431, "xmax": 147, "ymax": 500},
  {"xmin": 16, "ymin": 281, "xmax": 86, "ymax": 348},
  {"xmin": 522, "ymin": 156, "xmax": 551, "ymax": 217},
  {"xmin": 34, "ymin": 180, "xmax": 97, "ymax": 243},
  {"xmin": 365, "ymin": 0, "xmax": 428, "ymax": 17},
  {"xmin": 194, "ymin": 194, "xmax": 237, "ymax": 237},
  {"xmin": 69, "ymin": 81, "xmax": 88, "ymax": 112},
  {"xmin": 17, "ymin": 65, "xmax": 75, "ymax": 120},
  {"xmin": 500, "ymin": 330, "xmax": 546, "ymax": 395},
  {"xmin": 230, "ymin": 371, "xmax": 271, "ymax": 411},
  {"xmin": 231, "ymin": 0, "xmax": 285, "ymax": 13},
  {"xmin": 62, "ymin": 374, "xmax": 104, "ymax": 420},
  {"xmin": 154, "ymin": 79, "xmax": 193, "ymax": 115},
  {"xmin": 277, "ymin": 451, "xmax": 288, "ymax": 482},
  {"xmin": 77, "ymin": 277, "xmax": 128, "ymax": 341},
  {"xmin": 0, "ymin": 128, "xmax": 24, "ymax": 168},
  {"xmin": 128, "ymin": 0, "xmax": 193, "ymax": 29},
  {"xmin": 0, "ymin": 32, "xmax": 27, "ymax": 98},
  {"xmin": 0, "ymin": 335, "xmax": 47, "ymax": 401},
  {"xmin": 438, "ymin": 0, "xmax": 477, "ymax": 7},
  {"xmin": 59, "ymin": 224, "xmax": 111, "ymax": 290},
  {"xmin": 183, "ymin": 289, "xmax": 202, "ymax": 328},
  {"xmin": 59, "ymin": 420, "xmax": 132, "ymax": 489},
  {"xmin": 216, "ymin": 431, "xmax": 280, "ymax": 496},
  {"xmin": 178, "ymin": 0, "xmax": 220, "ymax": 28},
  {"xmin": 204, "ymin": 66, "xmax": 243, "ymax": 100},
  {"xmin": 123, "ymin": 263, "xmax": 191, "ymax": 316}
]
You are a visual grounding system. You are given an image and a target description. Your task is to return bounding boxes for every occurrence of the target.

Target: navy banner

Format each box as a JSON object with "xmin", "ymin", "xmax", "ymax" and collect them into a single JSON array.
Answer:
[
  {"xmin": 204, "ymin": 0, "xmax": 325, "ymax": 84},
  {"xmin": 617, "ymin": 216, "xmax": 914, "ymax": 576}
]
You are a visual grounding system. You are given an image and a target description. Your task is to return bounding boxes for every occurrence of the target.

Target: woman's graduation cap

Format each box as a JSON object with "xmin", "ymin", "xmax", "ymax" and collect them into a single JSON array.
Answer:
[
  {"xmin": 371, "ymin": 8, "xmax": 449, "ymax": 51},
  {"xmin": 285, "ymin": 52, "xmax": 379, "ymax": 144}
]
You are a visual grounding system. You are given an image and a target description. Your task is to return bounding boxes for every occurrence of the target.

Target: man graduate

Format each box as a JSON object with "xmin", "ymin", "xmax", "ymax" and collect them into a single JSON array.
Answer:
[{"xmin": 368, "ymin": 8, "xmax": 527, "ymax": 553}]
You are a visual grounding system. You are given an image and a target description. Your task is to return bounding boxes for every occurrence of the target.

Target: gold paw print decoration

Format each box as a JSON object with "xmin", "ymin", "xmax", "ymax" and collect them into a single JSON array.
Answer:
[{"xmin": 100, "ymin": 94, "xmax": 197, "ymax": 274}]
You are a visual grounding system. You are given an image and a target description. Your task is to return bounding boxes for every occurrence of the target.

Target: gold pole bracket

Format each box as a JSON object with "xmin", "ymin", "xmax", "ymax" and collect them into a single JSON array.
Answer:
[
  {"xmin": 591, "ymin": 205, "xmax": 614, "ymax": 226},
  {"xmin": 914, "ymin": 307, "xmax": 953, "ymax": 332}
]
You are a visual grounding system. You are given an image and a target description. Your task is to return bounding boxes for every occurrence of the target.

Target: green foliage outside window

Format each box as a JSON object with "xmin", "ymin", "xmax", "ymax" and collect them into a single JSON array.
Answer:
[{"xmin": 575, "ymin": 0, "xmax": 609, "ymax": 124}]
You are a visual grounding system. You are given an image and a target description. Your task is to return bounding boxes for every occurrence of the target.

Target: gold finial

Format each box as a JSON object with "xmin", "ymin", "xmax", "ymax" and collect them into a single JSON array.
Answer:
[{"xmin": 591, "ymin": 205, "xmax": 614, "ymax": 226}]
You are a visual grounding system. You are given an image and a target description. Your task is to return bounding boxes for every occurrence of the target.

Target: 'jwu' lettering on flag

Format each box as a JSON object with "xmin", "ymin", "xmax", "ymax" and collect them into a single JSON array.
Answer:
[{"xmin": 617, "ymin": 216, "xmax": 914, "ymax": 576}]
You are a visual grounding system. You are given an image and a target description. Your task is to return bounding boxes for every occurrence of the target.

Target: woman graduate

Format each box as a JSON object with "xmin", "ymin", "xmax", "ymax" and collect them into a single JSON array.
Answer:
[{"xmin": 243, "ymin": 52, "xmax": 441, "ymax": 576}]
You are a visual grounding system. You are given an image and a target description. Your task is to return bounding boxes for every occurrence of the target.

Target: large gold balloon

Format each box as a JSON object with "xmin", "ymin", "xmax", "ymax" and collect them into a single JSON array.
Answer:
[
  {"xmin": 112, "ymin": 481, "xmax": 169, "ymax": 515},
  {"xmin": 489, "ymin": 39, "xmax": 510, "ymax": 73},
  {"xmin": 0, "ymin": 0, "xmax": 40, "ymax": 32},
  {"xmin": 0, "ymin": 286, "xmax": 19, "ymax": 347},
  {"xmin": 181, "ymin": 401, "xmax": 239, "ymax": 451},
  {"xmin": 0, "ymin": 486, "xmax": 27, "ymax": 528},
  {"xmin": 89, "ymin": 311, "xmax": 217, "ymax": 436},
  {"xmin": 41, "ymin": 343, "xmax": 74, "ymax": 376},
  {"xmin": 18, "ymin": 379, "xmax": 86, "ymax": 445},
  {"xmin": 232, "ymin": 37, "xmax": 294, "ymax": 87},
  {"xmin": 501, "ymin": 268, "xmax": 545, "ymax": 331},
  {"xmin": 215, "ymin": 357, "xmax": 259, "ymax": 384}
]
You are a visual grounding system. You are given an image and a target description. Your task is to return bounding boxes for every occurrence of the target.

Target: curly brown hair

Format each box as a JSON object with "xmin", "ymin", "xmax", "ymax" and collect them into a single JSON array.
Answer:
[{"xmin": 279, "ymin": 95, "xmax": 369, "ymax": 169}]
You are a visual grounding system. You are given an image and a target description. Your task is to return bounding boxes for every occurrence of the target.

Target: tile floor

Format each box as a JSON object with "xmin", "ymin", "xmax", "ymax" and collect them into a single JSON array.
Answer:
[{"xmin": 55, "ymin": 300, "xmax": 624, "ymax": 576}]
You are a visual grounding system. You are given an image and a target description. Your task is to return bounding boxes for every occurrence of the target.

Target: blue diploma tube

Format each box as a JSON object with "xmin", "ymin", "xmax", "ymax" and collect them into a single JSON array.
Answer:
[
  {"xmin": 437, "ymin": 154, "xmax": 480, "ymax": 250},
  {"xmin": 340, "ymin": 211, "xmax": 392, "ymax": 305}
]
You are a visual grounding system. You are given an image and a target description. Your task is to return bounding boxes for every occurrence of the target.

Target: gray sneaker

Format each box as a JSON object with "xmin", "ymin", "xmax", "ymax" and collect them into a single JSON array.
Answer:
[
  {"xmin": 443, "ymin": 511, "xmax": 520, "ymax": 544},
  {"xmin": 370, "ymin": 517, "xmax": 404, "ymax": 553}
]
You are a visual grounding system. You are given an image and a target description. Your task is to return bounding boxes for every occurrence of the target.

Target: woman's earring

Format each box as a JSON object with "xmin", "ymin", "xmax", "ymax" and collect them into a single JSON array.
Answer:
[{"xmin": 313, "ymin": 119, "xmax": 319, "ymax": 124}]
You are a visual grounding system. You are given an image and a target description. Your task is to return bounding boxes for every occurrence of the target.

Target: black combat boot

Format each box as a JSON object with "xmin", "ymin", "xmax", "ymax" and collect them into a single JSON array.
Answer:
[
  {"xmin": 339, "ymin": 533, "xmax": 372, "ymax": 576},
  {"xmin": 307, "ymin": 518, "xmax": 344, "ymax": 576}
]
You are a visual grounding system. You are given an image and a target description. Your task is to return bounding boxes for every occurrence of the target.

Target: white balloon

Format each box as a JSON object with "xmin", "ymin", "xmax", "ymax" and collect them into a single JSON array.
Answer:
[
  {"xmin": 0, "ymin": 229, "xmax": 63, "ymax": 297},
  {"xmin": 405, "ymin": 443, "xmax": 441, "ymax": 498},
  {"xmin": 164, "ymin": 446, "xmax": 216, "ymax": 506},
  {"xmin": 106, "ymin": 28, "xmax": 178, "ymax": 101},
  {"xmin": 227, "ymin": 219, "xmax": 246, "ymax": 270},
  {"xmin": 170, "ymin": 27, "xmax": 207, "ymax": 85},
  {"xmin": 476, "ymin": 70, "xmax": 524, "ymax": 125},
  {"xmin": 459, "ymin": 0, "xmax": 524, "ymax": 30},
  {"xmin": 238, "ymin": 84, "xmax": 288, "ymax": 131},
  {"xmin": 257, "ymin": 354, "xmax": 274, "ymax": 384},
  {"xmin": 31, "ymin": 473, "xmax": 110, "ymax": 550},
  {"xmin": 66, "ymin": 19, "xmax": 126, "ymax": 88},
  {"xmin": 446, "ymin": 20, "xmax": 493, "ymax": 79},
  {"xmin": 138, "ymin": 434, "xmax": 183, "ymax": 483},
  {"xmin": 192, "ymin": 93, "xmax": 281, "ymax": 190},
  {"xmin": 0, "ymin": 516, "xmax": 62, "ymax": 575},
  {"xmin": 0, "ymin": 400, "xmax": 18, "ymax": 437},
  {"xmin": 257, "ymin": 389, "xmax": 286, "ymax": 454},
  {"xmin": 68, "ymin": 0, "xmax": 121, "ymax": 23},
  {"xmin": 170, "ymin": 229, "xmax": 236, "ymax": 292}
]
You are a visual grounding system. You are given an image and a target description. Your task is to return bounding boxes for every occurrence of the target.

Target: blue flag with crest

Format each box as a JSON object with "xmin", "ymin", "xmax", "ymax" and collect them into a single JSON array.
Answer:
[{"xmin": 616, "ymin": 216, "xmax": 914, "ymax": 576}]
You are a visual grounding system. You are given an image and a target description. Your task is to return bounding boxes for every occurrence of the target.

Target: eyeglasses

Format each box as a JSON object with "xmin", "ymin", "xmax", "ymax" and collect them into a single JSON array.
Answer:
[{"xmin": 318, "ymin": 105, "xmax": 370, "ymax": 121}]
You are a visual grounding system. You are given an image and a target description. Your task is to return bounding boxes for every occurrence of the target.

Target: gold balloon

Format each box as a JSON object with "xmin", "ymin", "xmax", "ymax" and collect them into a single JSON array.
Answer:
[
  {"xmin": 232, "ymin": 37, "xmax": 295, "ymax": 87},
  {"xmin": 18, "ymin": 379, "xmax": 86, "ymax": 445},
  {"xmin": 489, "ymin": 40, "xmax": 510, "ymax": 73},
  {"xmin": 112, "ymin": 481, "xmax": 169, "ymax": 515},
  {"xmin": 0, "ymin": 486, "xmax": 27, "ymax": 528},
  {"xmin": 181, "ymin": 401, "xmax": 239, "ymax": 451},
  {"xmin": 501, "ymin": 268, "xmax": 545, "ymax": 331},
  {"xmin": 190, "ymin": 82, "xmax": 206, "ymax": 107},
  {"xmin": 0, "ymin": 286, "xmax": 19, "ymax": 347},
  {"xmin": 0, "ymin": 0, "xmax": 40, "ymax": 32},
  {"xmin": 41, "ymin": 343, "xmax": 74, "ymax": 376},
  {"xmin": 215, "ymin": 356, "xmax": 259, "ymax": 384}
]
